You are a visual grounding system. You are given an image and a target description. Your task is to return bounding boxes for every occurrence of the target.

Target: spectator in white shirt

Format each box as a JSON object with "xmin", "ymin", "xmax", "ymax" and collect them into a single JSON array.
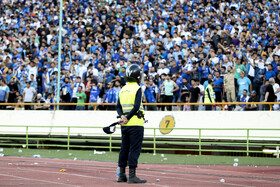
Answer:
[
  {"xmin": 157, "ymin": 61, "xmax": 170, "ymax": 76},
  {"xmin": 23, "ymin": 81, "xmax": 37, "ymax": 110}
]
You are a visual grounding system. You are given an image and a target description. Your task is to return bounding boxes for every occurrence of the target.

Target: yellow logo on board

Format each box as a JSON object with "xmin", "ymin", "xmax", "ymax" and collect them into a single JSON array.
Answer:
[{"xmin": 159, "ymin": 115, "xmax": 175, "ymax": 135}]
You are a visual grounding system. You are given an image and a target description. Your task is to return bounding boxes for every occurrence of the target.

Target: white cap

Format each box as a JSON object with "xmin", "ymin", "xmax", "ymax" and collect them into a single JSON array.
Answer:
[{"xmin": 160, "ymin": 59, "xmax": 166, "ymax": 64}]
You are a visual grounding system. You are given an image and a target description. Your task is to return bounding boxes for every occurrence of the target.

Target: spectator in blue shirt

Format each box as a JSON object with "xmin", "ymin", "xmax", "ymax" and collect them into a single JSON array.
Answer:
[
  {"xmin": 5, "ymin": 68, "xmax": 14, "ymax": 83},
  {"xmin": 0, "ymin": 79, "xmax": 10, "ymax": 109},
  {"xmin": 60, "ymin": 77, "xmax": 72, "ymax": 110},
  {"xmin": 143, "ymin": 79, "xmax": 157, "ymax": 111},
  {"xmin": 213, "ymin": 71, "xmax": 224, "ymax": 102},
  {"xmin": 102, "ymin": 82, "xmax": 116, "ymax": 110},
  {"xmin": 30, "ymin": 74, "xmax": 37, "ymax": 91},
  {"xmin": 199, "ymin": 60, "xmax": 211, "ymax": 84},
  {"xmin": 114, "ymin": 80, "xmax": 122, "ymax": 103},
  {"xmin": 105, "ymin": 68, "xmax": 116, "ymax": 85},
  {"xmin": 265, "ymin": 64, "xmax": 276, "ymax": 80},
  {"xmin": 237, "ymin": 71, "xmax": 252, "ymax": 96}
]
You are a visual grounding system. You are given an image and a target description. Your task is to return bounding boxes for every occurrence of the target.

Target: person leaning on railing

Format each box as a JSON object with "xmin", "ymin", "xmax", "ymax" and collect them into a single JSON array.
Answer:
[
  {"xmin": 263, "ymin": 78, "xmax": 277, "ymax": 110},
  {"xmin": 272, "ymin": 77, "xmax": 280, "ymax": 111},
  {"xmin": 34, "ymin": 93, "xmax": 49, "ymax": 110},
  {"xmin": 244, "ymin": 90, "xmax": 259, "ymax": 111}
]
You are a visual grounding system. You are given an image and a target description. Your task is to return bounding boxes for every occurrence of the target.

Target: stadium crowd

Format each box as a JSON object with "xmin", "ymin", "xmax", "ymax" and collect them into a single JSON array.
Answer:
[{"xmin": 0, "ymin": 0, "xmax": 280, "ymax": 111}]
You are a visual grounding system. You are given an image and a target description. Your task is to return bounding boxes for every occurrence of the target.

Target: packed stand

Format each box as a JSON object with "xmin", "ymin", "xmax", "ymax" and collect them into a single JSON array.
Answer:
[{"xmin": 0, "ymin": 0, "xmax": 280, "ymax": 111}]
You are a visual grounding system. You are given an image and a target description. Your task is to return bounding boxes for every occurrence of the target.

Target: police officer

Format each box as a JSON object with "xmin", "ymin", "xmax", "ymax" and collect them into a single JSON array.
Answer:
[
  {"xmin": 204, "ymin": 79, "xmax": 215, "ymax": 111},
  {"xmin": 116, "ymin": 64, "xmax": 147, "ymax": 183}
]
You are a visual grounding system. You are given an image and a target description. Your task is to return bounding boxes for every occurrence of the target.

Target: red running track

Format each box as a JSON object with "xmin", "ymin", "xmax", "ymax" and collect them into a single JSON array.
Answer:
[{"xmin": 0, "ymin": 157, "xmax": 280, "ymax": 187}]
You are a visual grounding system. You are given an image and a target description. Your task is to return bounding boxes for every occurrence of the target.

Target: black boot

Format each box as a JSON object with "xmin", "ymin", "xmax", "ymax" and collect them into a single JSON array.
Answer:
[
  {"xmin": 127, "ymin": 167, "xmax": 146, "ymax": 184},
  {"xmin": 117, "ymin": 167, "xmax": 127, "ymax": 182}
]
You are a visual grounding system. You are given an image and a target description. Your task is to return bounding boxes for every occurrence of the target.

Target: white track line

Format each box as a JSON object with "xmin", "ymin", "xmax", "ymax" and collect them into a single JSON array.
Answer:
[
  {"xmin": 0, "ymin": 174, "xmax": 78, "ymax": 187},
  {"xmin": 6, "ymin": 159, "xmax": 280, "ymax": 179},
  {"xmin": 51, "ymin": 164, "xmax": 269, "ymax": 187},
  {"xmin": 2, "ymin": 167, "xmax": 114, "ymax": 181},
  {"xmin": 1, "ymin": 161, "xmax": 276, "ymax": 187},
  {"xmin": 138, "ymin": 171, "xmax": 252, "ymax": 187},
  {"xmin": 7, "ymin": 165, "xmax": 252, "ymax": 187}
]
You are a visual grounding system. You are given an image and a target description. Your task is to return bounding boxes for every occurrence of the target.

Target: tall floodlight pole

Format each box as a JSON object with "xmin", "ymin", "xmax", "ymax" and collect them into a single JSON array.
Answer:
[{"xmin": 56, "ymin": 0, "xmax": 63, "ymax": 110}]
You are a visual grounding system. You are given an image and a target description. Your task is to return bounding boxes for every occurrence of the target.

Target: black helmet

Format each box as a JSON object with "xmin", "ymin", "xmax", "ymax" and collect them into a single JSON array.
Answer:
[{"xmin": 125, "ymin": 64, "xmax": 143, "ymax": 84}]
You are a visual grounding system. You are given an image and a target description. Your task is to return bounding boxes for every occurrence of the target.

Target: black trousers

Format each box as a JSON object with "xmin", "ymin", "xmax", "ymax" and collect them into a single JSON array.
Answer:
[
  {"xmin": 164, "ymin": 95, "xmax": 173, "ymax": 111},
  {"xmin": 248, "ymin": 75, "xmax": 254, "ymax": 85},
  {"xmin": 62, "ymin": 101, "xmax": 71, "ymax": 110},
  {"xmin": 253, "ymin": 83, "xmax": 262, "ymax": 97},
  {"xmin": 0, "ymin": 101, "xmax": 6, "ymax": 110},
  {"xmin": 146, "ymin": 105, "xmax": 157, "ymax": 111},
  {"xmin": 215, "ymin": 91, "xmax": 222, "ymax": 102},
  {"xmin": 205, "ymin": 105, "xmax": 212, "ymax": 111},
  {"xmin": 159, "ymin": 95, "xmax": 165, "ymax": 111},
  {"xmin": 24, "ymin": 102, "xmax": 32, "ymax": 110},
  {"xmin": 190, "ymin": 105, "xmax": 198, "ymax": 111},
  {"xmin": 118, "ymin": 126, "xmax": 144, "ymax": 168},
  {"xmin": 72, "ymin": 98, "xmax": 77, "ymax": 110}
]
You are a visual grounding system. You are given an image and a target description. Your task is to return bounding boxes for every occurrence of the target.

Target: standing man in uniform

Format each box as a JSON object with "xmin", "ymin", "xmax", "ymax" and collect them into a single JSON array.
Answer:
[
  {"xmin": 224, "ymin": 64, "xmax": 236, "ymax": 102},
  {"xmin": 116, "ymin": 64, "xmax": 147, "ymax": 184},
  {"xmin": 204, "ymin": 79, "xmax": 215, "ymax": 111}
]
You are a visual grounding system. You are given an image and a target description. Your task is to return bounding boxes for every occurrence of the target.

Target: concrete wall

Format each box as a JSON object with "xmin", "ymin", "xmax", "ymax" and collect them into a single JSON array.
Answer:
[{"xmin": 0, "ymin": 111, "xmax": 279, "ymax": 140}]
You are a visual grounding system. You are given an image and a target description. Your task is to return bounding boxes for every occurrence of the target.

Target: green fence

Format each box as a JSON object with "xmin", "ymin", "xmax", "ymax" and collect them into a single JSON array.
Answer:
[{"xmin": 0, "ymin": 125, "xmax": 280, "ymax": 157}]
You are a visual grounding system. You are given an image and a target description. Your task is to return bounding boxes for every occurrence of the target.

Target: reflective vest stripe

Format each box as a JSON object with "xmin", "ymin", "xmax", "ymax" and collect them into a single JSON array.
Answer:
[
  {"xmin": 123, "ymin": 106, "xmax": 144, "ymax": 113},
  {"xmin": 122, "ymin": 104, "xmax": 134, "ymax": 107}
]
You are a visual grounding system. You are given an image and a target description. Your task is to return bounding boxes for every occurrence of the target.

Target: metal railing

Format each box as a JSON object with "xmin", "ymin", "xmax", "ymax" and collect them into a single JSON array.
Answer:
[
  {"xmin": 0, "ymin": 102, "xmax": 279, "ymax": 111},
  {"xmin": 0, "ymin": 125, "xmax": 279, "ymax": 157}
]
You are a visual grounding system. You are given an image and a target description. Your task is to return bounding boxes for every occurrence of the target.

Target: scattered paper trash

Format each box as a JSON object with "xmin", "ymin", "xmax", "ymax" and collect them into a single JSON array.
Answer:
[
  {"xmin": 153, "ymin": 153, "xmax": 156, "ymax": 156},
  {"xmin": 233, "ymin": 163, "xmax": 238, "ymax": 167},
  {"xmin": 0, "ymin": 148, "xmax": 3, "ymax": 152},
  {"xmin": 18, "ymin": 149, "xmax": 22, "ymax": 153},
  {"xmin": 57, "ymin": 150, "xmax": 60, "ymax": 152},
  {"xmin": 8, "ymin": 163, "xmax": 12, "ymax": 165},
  {"xmin": 22, "ymin": 145, "xmax": 26, "ymax": 148},
  {"xmin": 0, "ymin": 153, "xmax": 4, "ymax": 157},
  {"xmin": 34, "ymin": 162, "xmax": 38, "ymax": 165},
  {"xmin": 60, "ymin": 169, "xmax": 67, "ymax": 172},
  {"xmin": 73, "ymin": 157, "xmax": 77, "ymax": 160},
  {"xmin": 161, "ymin": 154, "xmax": 164, "ymax": 157},
  {"xmin": 32, "ymin": 154, "xmax": 41, "ymax": 158},
  {"xmin": 220, "ymin": 179, "xmax": 225, "ymax": 183},
  {"xmin": 255, "ymin": 166, "xmax": 258, "ymax": 168},
  {"xmin": 234, "ymin": 158, "xmax": 239, "ymax": 162},
  {"xmin": 163, "ymin": 158, "xmax": 167, "ymax": 161},
  {"xmin": 94, "ymin": 150, "xmax": 106, "ymax": 155},
  {"xmin": 156, "ymin": 179, "xmax": 160, "ymax": 182},
  {"xmin": 68, "ymin": 153, "xmax": 72, "ymax": 156}
]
